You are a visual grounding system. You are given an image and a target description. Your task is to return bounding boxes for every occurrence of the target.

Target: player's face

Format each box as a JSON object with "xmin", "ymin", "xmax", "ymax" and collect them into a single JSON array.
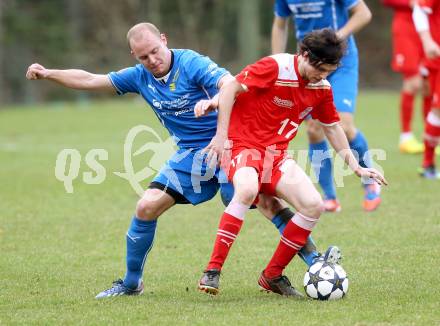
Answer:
[
  {"xmin": 130, "ymin": 32, "xmax": 171, "ymax": 77},
  {"xmin": 301, "ymin": 57, "xmax": 338, "ymax": 84}
]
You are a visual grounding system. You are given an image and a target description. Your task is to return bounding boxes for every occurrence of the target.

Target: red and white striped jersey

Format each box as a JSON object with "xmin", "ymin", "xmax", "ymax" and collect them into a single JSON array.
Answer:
[{"xmin": 228, "ymin": 54, "xmax": 339, "ymax": 151}]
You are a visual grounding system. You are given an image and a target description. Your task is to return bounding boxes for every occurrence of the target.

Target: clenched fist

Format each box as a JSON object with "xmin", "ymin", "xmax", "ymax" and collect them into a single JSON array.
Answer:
[{"xmin": 26, "ymin": 63, "xmax": 50, "ymax": 80}]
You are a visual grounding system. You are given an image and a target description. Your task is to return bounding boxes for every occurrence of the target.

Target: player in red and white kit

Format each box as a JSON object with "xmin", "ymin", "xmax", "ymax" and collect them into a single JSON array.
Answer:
[
  {"xmin": 196, "ymin": 29, "xmax": 387, "ymax": 297},
  {"xmin": 383, "ymin": 0, "xmax": 431, "ymax": 154},
  {"xmin": 413, "ymin": 0, "xmax": 440, "ymax": 178}
]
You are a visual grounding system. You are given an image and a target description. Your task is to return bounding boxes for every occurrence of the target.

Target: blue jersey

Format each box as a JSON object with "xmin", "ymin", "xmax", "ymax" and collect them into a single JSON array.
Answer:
[
  {"xmin": 274, "ymin": 0, "xmax": 359, "ymax": 63},
  {"xmin": 108, "ymin": 49, "xmax": 228, "ymax": 149},
  {"xmin": 275, "ymin": 0, "xmax": 360, "ymax": 113}
]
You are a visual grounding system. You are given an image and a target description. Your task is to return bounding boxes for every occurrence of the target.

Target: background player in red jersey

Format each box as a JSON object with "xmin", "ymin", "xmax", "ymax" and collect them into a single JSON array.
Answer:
[
  {"xmin": 196, "ymin": 29, "xmax": 387, "ymax": 297},
  {"xmin": 383, "ymin": 0, "xmax": 431, "ymax": 154},
  {"xmin": 413, "ymin": 0, "xmax": 440, "ymax": 177}
]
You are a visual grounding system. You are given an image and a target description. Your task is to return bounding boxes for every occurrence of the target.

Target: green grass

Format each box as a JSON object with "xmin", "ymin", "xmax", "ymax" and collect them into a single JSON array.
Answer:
[{"xmin": 1, "ymin": 92, "xmax": 439, "ymax": 325}]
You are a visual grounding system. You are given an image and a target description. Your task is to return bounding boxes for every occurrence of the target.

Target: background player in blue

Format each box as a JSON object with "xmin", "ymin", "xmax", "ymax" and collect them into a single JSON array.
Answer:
[
  {"xmin": 272, "ymin": 0, "xmax": 381, "ymax": 212},
  {"xmin": 26, "ymin": 22, "xmax": 335, "ymax": 298}
]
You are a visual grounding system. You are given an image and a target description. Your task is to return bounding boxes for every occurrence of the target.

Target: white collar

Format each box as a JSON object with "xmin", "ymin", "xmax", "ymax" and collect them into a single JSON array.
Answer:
[{"xmin": 153, "ymin": 70, "xmax": 171, "ymax": 84}]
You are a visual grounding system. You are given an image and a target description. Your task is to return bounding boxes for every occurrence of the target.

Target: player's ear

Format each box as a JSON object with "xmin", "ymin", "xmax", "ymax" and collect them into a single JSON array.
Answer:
[
  {"xmin": 160, "ymin": 33, "xmax": 168, "ymax": 46},
  {"xmin": 303, "ymin": 51, "xmax": 313, "ymax": 65},
  {"xmin": 303, "ymin": 51, "xmax": 310, "ymax": 60}
]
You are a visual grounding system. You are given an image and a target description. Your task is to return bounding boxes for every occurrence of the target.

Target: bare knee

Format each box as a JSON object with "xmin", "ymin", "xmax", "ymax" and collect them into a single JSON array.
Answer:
[
  {"xmin": 135, "ymin": 189, "xmax": 174, "ymax": 220},
  {"xmin": 339, "ymin": 114, "xmax": 357, "ymax": 141},
  {"xmin": 232, "ymin": 167, "xmax": 260, "ymax": 206},
  {"xmin": 136, "ymin": 199, "xmax": 160, "ymax": 220},
  {"xmin": 233, "ymin": 185, "xmax": 259, "ymax": 206},
  {"xmin": 341, "ymin": 124, "xmax": 357, "ymax": 141},
  {"xmin": 298, "ymin": 196, "xmax": 324, "ymax": 218},
  {"xmin": 307, "ymin": 120, "xmax": 325, "ymax": 143},
  {"xmin": 402, "ymin": 75, "xmax": 422, "ymax": 94}
]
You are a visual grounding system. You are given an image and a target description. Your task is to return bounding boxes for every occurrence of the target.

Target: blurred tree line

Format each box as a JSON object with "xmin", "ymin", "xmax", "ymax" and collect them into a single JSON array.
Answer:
[{"xmin": 1, "ymin": 0, "xmax": 395, "ymax": 106}]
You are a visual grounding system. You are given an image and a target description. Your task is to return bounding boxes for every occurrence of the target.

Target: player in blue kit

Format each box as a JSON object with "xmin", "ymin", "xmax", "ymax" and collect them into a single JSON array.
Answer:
[
  {"xmin": 272, "ymin": 0, "xmax": 381, "ymax": 212},
  {"xmin": 26, "ymin": 22, "xmax": 337, "ymax": 298}
]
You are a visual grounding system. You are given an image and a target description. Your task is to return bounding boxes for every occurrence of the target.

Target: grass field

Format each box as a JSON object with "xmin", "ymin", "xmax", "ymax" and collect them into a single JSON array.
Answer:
[{"xmin": 1, "ymin": 92, "xmax": 439, "ymax": 325}]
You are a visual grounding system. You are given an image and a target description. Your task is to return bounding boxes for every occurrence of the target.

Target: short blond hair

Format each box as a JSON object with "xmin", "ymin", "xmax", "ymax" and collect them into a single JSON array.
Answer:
[{"xmin": 127, "ymin": 22, "xmax": 161, "ymax": 49}]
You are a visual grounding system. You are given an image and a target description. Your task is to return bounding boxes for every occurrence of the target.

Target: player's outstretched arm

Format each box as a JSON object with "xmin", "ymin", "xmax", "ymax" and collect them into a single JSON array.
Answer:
[
  {"xmin": 202, "ymin": 78, "xmax": 245, "ymax": 167},
  {"xmin": 323, "ymin": 123, "xmax": 388, "ymax": 186},
  {"xmin": 337, "ymin": 0, "xmax": 372, "ymax": 40},
  {"xmin": 26, "ymin": 63, "xmax": 114, "ymax": 92}
]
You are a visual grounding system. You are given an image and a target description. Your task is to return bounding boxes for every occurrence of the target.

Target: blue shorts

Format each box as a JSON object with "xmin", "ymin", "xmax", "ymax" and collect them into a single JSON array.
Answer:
[
  {"xmin": 328, "ymin": 56, "xmax": 358, "ymax": 114},
  {"xmin": 152, "ymin": 148, "xmax": 233, "ymax": 205}
]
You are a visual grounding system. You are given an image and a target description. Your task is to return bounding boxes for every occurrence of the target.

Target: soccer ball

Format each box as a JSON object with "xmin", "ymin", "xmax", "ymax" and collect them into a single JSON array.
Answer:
[{"xmin": 303, "ymin": 260, "xmax": 349, "ymax": 300}]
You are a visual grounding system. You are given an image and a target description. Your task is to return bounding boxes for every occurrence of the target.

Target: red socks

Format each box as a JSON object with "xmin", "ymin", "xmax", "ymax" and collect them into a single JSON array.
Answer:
[
  {"xmin": 206, "ymin": 213, "xmax": 243, "ymax": 271},
  {"xmin": 400, "ymin": 92, "xmax": 414, "ymax": 133},
  {"xmin": 423, "ymin": 140, "xmax": 435, "ymax": 167},
  {"xmin": 205, "ymin": 208, "xmax": 318, "ymax": 279},
  {"xmin": 264, "ymin": 219, "xmax": 311, "ymax": 278},
  {"xmin": 423, "ymin": 111, "xmax": 440, "ymax": 167}
]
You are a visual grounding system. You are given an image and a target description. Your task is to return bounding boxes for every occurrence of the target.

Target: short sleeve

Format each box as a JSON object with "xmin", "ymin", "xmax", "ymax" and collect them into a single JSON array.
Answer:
[
  {"xmin": 341, "ymin": 0, "xmax": 360, "ymax": 10},
  {"xmin": 235, "ymin": 57, "xmax": 279, "ymax": 91},
  {"xmin": 185, "ymin": 52, "xmax": 229, "ymax": 90},
  {"xmin": 310, "ymin": 89, "xmax": 340, "ymax": 125},
  {"xmin": 274, "ymin": 0, "xmax": 293, "ymax": 17},
  {"xmin": 108, "ymin": 66, "xmax": 140, "ymax": 95}
]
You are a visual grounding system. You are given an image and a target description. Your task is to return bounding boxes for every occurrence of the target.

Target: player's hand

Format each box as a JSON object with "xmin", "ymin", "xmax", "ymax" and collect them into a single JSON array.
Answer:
[
  {"xmin": 194, "ymin": 99, "xmax": 218, "ymax": 118},
  {"xmin": 354, "ymin": 167, "xmax": 388, "ymax": 186},
  {"xmin": 422, "ymin": 38, "xmax": 440, "ymax": 59},
  {"xmin": 201, "ymin": 134, "xmax": 231, "ymax": 168},
  {"xmin": 26, "ymin": 63, "xmax": 50, "ymax": 80}
]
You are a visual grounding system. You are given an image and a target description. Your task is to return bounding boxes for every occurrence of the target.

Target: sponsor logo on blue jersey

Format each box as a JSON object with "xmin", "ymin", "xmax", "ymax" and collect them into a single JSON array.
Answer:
[{"xmin": 108, "ymin": 49, "xmax": 229, "ymax": 149}]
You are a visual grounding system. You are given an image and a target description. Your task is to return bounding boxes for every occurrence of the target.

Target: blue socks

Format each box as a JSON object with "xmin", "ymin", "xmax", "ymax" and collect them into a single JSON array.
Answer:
[
  {"xmin": 271, "ymin": 210, "xmax": 319, "ymax": 267},
  {"xmin": 309, "ymin": 132, "xmax": 372, "ymax": 195},
  {"xmin": 123, "ymin": 217, "xmax": 157, "ymax": 289},
  {"xmin": 309, "ymin": 140, "xmax": 337, "ymax": 200},
  {"xmin": 349, "ymin": 131, "xmax": 371, "ymax": 169},
  {"xmin": 271, "ymin": 214, "xmax": 287, "ymax": 233},
  {"xmin": 297, "ymin": 236, "xmax": 320, "ymax": 267}
]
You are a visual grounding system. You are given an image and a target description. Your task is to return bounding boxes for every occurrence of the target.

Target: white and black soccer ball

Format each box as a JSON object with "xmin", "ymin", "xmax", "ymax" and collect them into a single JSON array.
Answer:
[{"xmin": 303, "ymin": 260, "xmax": 349, "ymax": 300}]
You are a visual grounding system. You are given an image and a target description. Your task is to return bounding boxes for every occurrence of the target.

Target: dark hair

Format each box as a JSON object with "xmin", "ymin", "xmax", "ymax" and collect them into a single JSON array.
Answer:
[{"xmin": 298, "ymin": 28, "xmax": 346, "ymax": 67}]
